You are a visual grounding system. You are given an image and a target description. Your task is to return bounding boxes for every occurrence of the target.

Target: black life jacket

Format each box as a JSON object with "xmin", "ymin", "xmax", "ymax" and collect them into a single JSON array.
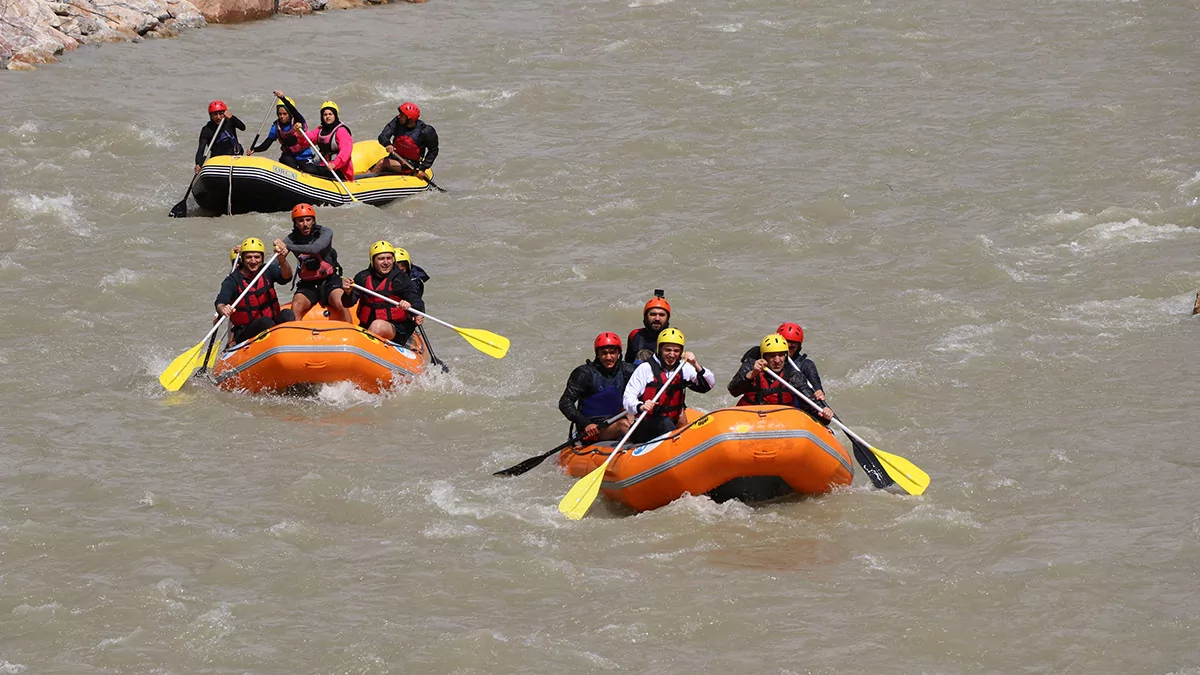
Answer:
[
  {"xmin": 578, "ymin": 361, "xmax": 629, "ymax": 419},
  {"xmin": 625, "ymin": 325, "xmax": 664, "ymax": 363},
  {"xmin": 640, "ymin": 358, "xmax": 687, "ymax": 423},
  {"xmin": 230, "ymin": 270, "xmax": 280, "ymax": 326},
  {"xmin": 290, "ymin": 224, "xmax": 339, "ymax": 282},
  {"xmin": 736, "ymin": 367, "xmax": 801, "ymax": 407},
  {"xmin": 356, "ymin": 271, "xmax": 408, "ymax": 327}
]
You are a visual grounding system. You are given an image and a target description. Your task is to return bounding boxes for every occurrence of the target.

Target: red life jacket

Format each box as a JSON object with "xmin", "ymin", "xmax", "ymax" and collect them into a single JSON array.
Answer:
[
  {"xmin": 392, "ymin": 134, "xmax": 421, "ymax": 162},
  {"xmin": 296, "ymin": 253, "xmax": 335, "ymax": 282},
  {"xmin": 230, "ymin": 271, "xmax": 280, "ymax": 326},
  {"xmin": 640, "ymin": 359, "xmax": 687, "ymax": 423},
  {"xmin": 735, "ymin": 368, "xmax": 800, "ymax": 407},
  {"xmin": 356, "ymin": 271, "xmax": 408, "ymax": 327}
]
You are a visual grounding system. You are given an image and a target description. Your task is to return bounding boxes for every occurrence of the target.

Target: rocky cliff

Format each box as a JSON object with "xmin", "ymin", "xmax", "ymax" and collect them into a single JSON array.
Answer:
[{"xmin": 0, "ymin": 0, "xmax": 422, "ymax": 70}]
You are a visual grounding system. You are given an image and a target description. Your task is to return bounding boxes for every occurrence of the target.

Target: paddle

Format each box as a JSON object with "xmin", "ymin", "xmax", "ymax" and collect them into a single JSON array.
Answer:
[
  {"xmin": 197, "ymin": 258, "xmax": 239, "ymax": 375},
  {"xmin": 493, "ymin": 412, "xmax": 627, "ymax": 477},
  {"xmin": 762, "ymin": 367, "xmax": 929, "ymax": 495},
  {"xmin": 169, "ymin": 116, "xmax": 226, "ymax": 218},
  {"xmin": 350, "ymin": 283, "xmax": 509, "ymax": 359},
  {"xmin": 558, "ymin": 362, "xmax": 685, "ymax": 520},
  {"xmin": 388, "ymin": 151, "xmax": 447, "ymax": 193},
  {"xmin": 159, "ymin": 252, "xmax": 280, "ymax": 392},
  {"xmin": 297, "ymin": 122, "xmax": 360, "ymax": 204},
  {"xmin": 786, "ymin": 356, "xmax": 893, "ymax": 489},
  {"xmin": 416, "ymin": 323, "xmax": 449, "ymax": 373}
]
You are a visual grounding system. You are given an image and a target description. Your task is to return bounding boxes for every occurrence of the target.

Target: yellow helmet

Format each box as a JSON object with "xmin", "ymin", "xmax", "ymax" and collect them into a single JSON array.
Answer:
[
  {"xmin": 320, "ymin": 100, "xmax": 340, "ymax": 116},
  {"xmin": 656, "ymin": 327, "xmax": 685, "ymax": 349},
  {"xmin": 229, "ymin": 246, "xmax": 239, "ymax": 263},
  {"xmin": 239, "ymin": 237, "xmax": 266, "ymax": 255},
  {"xmin": 369, "ymin": 240, "xmax": 395, "ymax": 262},
  {"xmin": 394, "ymin": 247, "xmax": 410, "ymax": 264},
  {"xmin": 276, "ymin": 96, "xmax": 296, "ymax": 108},
  {"xmin": 761, "ymin": 334, "xmax": 789, "ymax": 355}
]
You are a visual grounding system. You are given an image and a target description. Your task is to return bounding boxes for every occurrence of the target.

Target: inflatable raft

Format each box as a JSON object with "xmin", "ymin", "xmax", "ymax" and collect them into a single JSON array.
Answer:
[
  {"xmin": 558, "ymin": 406, "xmax": 854, "ymax": 512},
  {"xmin": 191, "ymin": 141, "xmax": 431, "ymax": 215},
  {"xmin": 210, "ymin": 304, "xmax": 430, "ymax": 394}
]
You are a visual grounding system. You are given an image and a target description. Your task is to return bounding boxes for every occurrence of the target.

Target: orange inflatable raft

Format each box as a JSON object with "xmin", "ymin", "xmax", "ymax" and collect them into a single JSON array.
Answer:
[
  {"xmin": 210, "ymin": 305, "xmax": 430, "ymax": 394},
  {"xmin": 558, "ymin": 406, "xmax": 854, "ymax": 512}
]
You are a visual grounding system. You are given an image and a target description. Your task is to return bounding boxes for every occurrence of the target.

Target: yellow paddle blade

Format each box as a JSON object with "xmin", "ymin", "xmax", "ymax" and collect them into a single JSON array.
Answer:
[
  {"xmin": 455, "ymin": 327, "xmax": 510, "ymax": 359},
  {"xmin": 869, "ymin": 445, "xmax": 930, "ymax": 496},
  {"xmin": 557, "ymin": 454, "xmax": 616, "ymax": 520},
  {"xmin": 202, "ymin": 340, "xmax": 222, "ymax": 370},
  {"xmin": 158, "ymin": 341, "xmax": 206, "ymax": 392}
]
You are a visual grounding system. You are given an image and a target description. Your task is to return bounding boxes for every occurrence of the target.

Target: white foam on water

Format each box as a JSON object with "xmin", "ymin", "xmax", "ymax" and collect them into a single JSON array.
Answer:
[
  {"xmin": 10, "ymin": 193, "xmax": 93, "ymax": 237},
  {"xmin": 1034, "ymin": 210, "xmax": 1088, "ymax": 226},
  {"xmin": 96, "ymin": 626, "xmax": 142, "ymax": 649},
  {"xmin": 900, "ymin": 288, "xmax": 985, "ymax": 320},
  {"xmin": 1056, "ymin": 294, "xmax": 1192, "ymax": 332},
  {"xmin": 11, "ymin": 602, "xmax": 60, "ymax": 616},
  {"xmin": 0, "ymin": 256, "xmax": 24, "ymax": 271},
  {"xmin": 714, "ymin": 23, "xmax": 743, "ymax": 33},
  {"xmin": 134, "ymin": 125, "xmax": 175, "ymax": 149},
  {"xmin": 628, "ymin": 0, "xmax": 674, "ymax": 7},
  {"xmin": 586, "ymin": 198, "xmax": 638, "ymax": 215},
  {"xmin": 268, "ymin": 520, "xmax": 301, "ymax": 536},
  {"xmin": 978, "ymin": 234, "xmax": 1043, "ymax": 282},
  {"xmin": 0, "ymin": 661, "xmax": 27, "ymax": 674},
  {"xmin": 600, "ymin": 39, "xmax": 630, "ymax": 52},
  {"xmin": 8, "ymin": 121, "xmax": 38, "ymax": 137},
  {"xmin": 373, "ymin": 84, "xmax": 518, "ymax": 110},
  {"xmin": 839, "ymin": 359, "xmax": 922, "ymax": 388},
  {"xmin": 896, "ymin": 503, "xmax": 982, "ymax": 529},
  {"xmin": 137, "ymin": 491, "xmax": 155, "ymax": 507},
  {"xmin": 425, "ymin": 480, "xmax": 491, "ymax": 519},
  {"xmin": 933, "ymin": 323, "xmax": 1002, "ymax": 356},
  {"xmin": 1180, "ymin": 170, "xmax": 1200, "ymax": 189},
  {"xmin": 1070, "ymin": 218, "xmax": 1198, "ymax": 249},
  {"xmin": 100, "ymin": 269, "xmax": 144, "ymax": 288}
]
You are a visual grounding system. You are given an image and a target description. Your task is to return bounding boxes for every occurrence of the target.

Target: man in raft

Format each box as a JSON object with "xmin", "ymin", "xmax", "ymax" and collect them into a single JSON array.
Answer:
[
  {"xmin": 626, "ymin": 290, "xmax": 672, "ymax": 364},
  {"xmin": 369, "ymin": 102, "xmax": 439, "ymax": 179},
  {"xmin": 340, "ymin": 241, "xmax": 424, "ymax": 344},
  {"xmin": 284, "ymin": 204, "xmax": 353, "ymax": 323},
  {"xmin": 558, "ymin": 332, "xmax": 636, "ymax": 442},
  {"xmin": 740, "ymin": 321, "xmax": 827, "ymax": 403},
  {"xmin": 195, "ymin": 100, "xmax": 245, "ymax": 174},
  {"xmin": 215, "ymin": 237, "xmax": 294, "ymax": 344},
  {"xmin": 729, "ymin": 334, "xmax": 833, "ymax": 420},
  {"xmin": 622, "ymin": 328, "xmax": 715, "ymax": 443}
]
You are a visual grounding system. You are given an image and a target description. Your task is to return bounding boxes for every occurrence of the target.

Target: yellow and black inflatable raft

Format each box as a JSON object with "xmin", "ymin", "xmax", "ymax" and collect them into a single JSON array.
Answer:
[{"xmin": 192, "ymin": 141, "xmax": 431, "ymax": 215}]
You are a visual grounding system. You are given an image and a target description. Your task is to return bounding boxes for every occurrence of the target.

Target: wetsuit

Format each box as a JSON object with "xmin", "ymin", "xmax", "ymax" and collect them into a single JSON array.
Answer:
[
  {"xmin": 196, "ymin": 116, "xmax": 246, "ymax": 165},
  {"xmin": 558, "ymin": 359, "xmax": 637, "ymax": 434},
  {"xmin": 284, "ymin": 223, "xmax": 342, "ymax": 308},
  {"xmin": 376, "ymin": 116, "xmax": 440, "ymax": 172}
]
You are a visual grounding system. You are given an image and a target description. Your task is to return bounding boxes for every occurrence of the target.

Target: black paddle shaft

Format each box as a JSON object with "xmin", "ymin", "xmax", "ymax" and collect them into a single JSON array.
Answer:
[{"xmin": 493, "ymin": 416, "xmax": 622, "ymax": 477}]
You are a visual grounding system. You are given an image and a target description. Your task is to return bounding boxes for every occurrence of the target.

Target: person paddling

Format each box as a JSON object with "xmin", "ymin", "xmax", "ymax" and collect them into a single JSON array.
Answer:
[
  {"xmin": 626, "ymin": 290, "xmax": 672, "ymax": 364},
  {"xmin": 622, "ymin": 328, "xmax": 715, "ymax": 443},
  {"xmin": 340, "ymin": 241, "xmax": 424, "ymax": 344},
  {"xmin": 195, "ymin": 100, "xmax": 245, "ymax": 174},
  {"xmin": 729, "ymin": 334, "xmax": 833, "ymax": 420},
  {"xmin": 248, "ymin": 92, "xmax": 313, "ymax": 169},
  {"xmin": 740, "ymin": 322, "xmax": 827, "ymax": 403},
  {"xmin": 369, "ymin": 102, "xmax": 439, "ymax": 179},
  {"xmin": 301, "ymin": 100, "xmax": 355, "ymax": 181},
  {"xmin": 284, "ymin": 204, "xmax": 353, "ymax": 323},
  {"xmin": 558, "ymin": 332, "xmax": 636, "ymax": 442},
  {"xmin": 215, "ymin": 237, "xmax": 294, "ymax": 344}
]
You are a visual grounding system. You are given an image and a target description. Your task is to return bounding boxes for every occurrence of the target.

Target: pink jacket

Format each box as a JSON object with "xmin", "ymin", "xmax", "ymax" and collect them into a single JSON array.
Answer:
[{"xmin": 305, "ymin": 124, "xmax": 355, "ymax": 181}]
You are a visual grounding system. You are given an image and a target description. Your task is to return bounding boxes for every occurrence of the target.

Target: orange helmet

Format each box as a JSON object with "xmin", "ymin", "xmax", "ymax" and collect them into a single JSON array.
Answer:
[
  {"xmin": 643, "ymin": 296, "xmax": 671, "ymax": 317},
  {"xmin": 398, "ymin": 102, "xmax": 421, "ymax": 121},
  {"xmin": 776, "ymin": 322, "xmax": 804, "ymax": 344},
  {"xmin": 291, "ymin": 203, "xmax": 315, "ymax": 221}
]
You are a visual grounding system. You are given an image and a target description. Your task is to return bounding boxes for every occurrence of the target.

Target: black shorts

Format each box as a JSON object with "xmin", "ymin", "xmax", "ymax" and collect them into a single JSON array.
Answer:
[{"xmin": 294, "ymin": 275, "xmax": 343, "ymax": 307}]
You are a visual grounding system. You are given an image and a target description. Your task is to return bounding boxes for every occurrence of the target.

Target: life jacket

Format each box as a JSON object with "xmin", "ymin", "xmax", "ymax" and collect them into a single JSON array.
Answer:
[
  {"xmin": 229, "ymin": 270, "xmax": 280, "ymax": 326},
  {"xmin": 356, "ymin": 271, "xmax": 408, "ymax": 326},
  {"xmin": 291, "ymin": 224, "xmax": 338, "ymax": 282},
  {"xmin": 210, "ymin": 121, "xmax": 242, "ymax": 157},
  {"xmin": 578, "ymin": 361, "xmax": 629, "ymax": 419},
  {"xmin": 626, "ymin": 326, "xmax": 663, "ymax": 363},
  {"xmin": 316, "ymin": 122, "xmax": 349, "ymax": 157},
  {"xmin": 640, "ymin": 358, "xmax": 687, "ymax": 423},
  {"xmin": 277, "ymin": 122, "xmax": 312, "ymax": 159},
  {"xmin": 735, "ymin": 368, "xmax": 801, "ymax": 407},
  {"xmin": 392, "ymin": 134, "xmax": 422, "ymax": 162}
]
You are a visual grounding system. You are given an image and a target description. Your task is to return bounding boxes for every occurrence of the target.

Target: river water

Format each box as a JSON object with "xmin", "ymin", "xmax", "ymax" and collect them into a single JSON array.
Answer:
[{"xmin": 2, "ymin": 0, "xmax": 1199, "ymax": 672}]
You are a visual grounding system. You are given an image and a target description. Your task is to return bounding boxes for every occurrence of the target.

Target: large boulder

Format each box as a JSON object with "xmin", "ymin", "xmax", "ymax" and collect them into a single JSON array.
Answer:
[{"xmin": 188, "ymin": 0, "xmax": 274, "ymax": 23}]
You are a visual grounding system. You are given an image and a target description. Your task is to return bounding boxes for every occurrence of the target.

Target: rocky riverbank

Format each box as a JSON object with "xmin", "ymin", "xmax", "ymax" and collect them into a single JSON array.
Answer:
[{"xmin": 0, "ymin": 0, "xmax": 422, "ymax": 70}]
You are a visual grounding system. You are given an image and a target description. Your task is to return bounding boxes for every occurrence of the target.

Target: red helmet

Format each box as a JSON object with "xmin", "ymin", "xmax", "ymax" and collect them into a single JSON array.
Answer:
[
  {"xmin": 643, "ymin": 296, "xmax": 671, "ymax": 317},
  {"xmin": 594, "ymin": 332, "xmax": 622, "ymax": 351},
  {"xmin": 398, "ymin": 102, "xmax": 421, "ymax": 121},
  {"xmin": 291, "ymin": 203, "xmax": 316, "ymax": 220},
  {"xmin": 208, "ymin": 100, "xmax": 227, "ymax": 114},
  {"xmin": 776, "ymin": 322, "xmax": 804, "ymax": 344}
]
